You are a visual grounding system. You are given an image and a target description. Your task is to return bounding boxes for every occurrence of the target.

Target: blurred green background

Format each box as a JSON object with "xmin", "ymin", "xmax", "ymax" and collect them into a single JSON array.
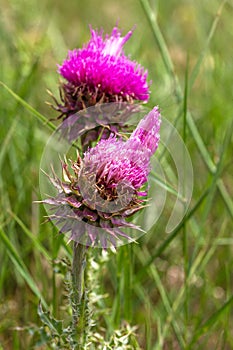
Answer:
[{"xmin": 1, "ymin": 0, "xmax": 233, "ymax": 349}]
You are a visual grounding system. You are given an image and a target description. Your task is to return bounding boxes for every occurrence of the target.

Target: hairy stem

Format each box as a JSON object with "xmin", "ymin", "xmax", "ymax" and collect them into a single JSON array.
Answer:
[{"xmin": 71, "ymin": 242, "xmax": 86, "ymax": 348}]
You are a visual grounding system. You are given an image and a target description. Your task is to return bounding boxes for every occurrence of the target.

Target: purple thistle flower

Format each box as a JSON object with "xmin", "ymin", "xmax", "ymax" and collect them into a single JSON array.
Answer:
[
  {"xmin": 128, "ymin": 106, "xmax": 161, "ymax": 155},
  {"xmin": 82, "ymin": 107, "xmax": 161, "ymax": 195},
  {"xmin": 52, "ymin": 26, "xmax": 150, "ymax": 120},
  {"xmin": 42, "ymin": 107, "xmax": 161, "ymax": 247}
]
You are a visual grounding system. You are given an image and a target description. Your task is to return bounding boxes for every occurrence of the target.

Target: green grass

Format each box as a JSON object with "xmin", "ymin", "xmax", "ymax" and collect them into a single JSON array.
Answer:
[{"xmin": 1, "ymin": 0, "xmax": 233, "ymax": 349}]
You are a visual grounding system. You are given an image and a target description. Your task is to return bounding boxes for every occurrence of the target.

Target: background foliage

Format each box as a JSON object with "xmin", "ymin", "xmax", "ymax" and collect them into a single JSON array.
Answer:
[{"xmin": 0, "ymin": 0, "xmax": 233, "ymax": 349}]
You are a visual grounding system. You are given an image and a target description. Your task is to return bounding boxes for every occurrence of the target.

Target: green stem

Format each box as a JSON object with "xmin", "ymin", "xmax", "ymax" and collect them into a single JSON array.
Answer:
[
  {"xmin": 183, "ymin": 57, "xmax": 189, "ymax": 337},
  {"xmin": 71, "ymin": 242, "xmax": 86, "ymax": 349}
]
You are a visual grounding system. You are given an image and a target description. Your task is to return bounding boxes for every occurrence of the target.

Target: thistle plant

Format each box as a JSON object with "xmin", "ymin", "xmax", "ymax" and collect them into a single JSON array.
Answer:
[
  {"xmin": 40, "ymin": 105, "xmax": 161, "ymax": 348},
  {"xmin": 39, "ymin": 25, "xmax": 161, "ymax": 349}
]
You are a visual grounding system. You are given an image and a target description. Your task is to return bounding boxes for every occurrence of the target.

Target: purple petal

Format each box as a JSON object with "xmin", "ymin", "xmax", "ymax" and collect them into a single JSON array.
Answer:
[{"xmin": 58, "ymin": 26, "xmax": 149, "ymax": 102}]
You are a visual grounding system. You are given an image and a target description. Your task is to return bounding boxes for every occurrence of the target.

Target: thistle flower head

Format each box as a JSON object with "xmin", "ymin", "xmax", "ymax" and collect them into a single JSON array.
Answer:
[
  {"xmin": 54, "ymin": 26, "xmax": 150, "ymax": 119},
  {"xmin": 42, "ymin": 107, "xmax": 161, "ymax": 247}
]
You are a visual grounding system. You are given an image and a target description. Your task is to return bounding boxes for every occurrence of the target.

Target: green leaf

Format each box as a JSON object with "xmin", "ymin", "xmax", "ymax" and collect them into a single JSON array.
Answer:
[{"xmin": 38, "ymin": 302, "xmax": 63, "ymax": 336}]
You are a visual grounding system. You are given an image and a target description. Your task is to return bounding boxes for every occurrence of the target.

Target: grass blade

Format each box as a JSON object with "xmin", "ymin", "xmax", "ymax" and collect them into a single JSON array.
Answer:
[
  {"xmin": 0, "ymin": 82, "xmax": 56, "ymax": 132},
  {"xmin": 8, "ymin": 210, "xmax": 51, "ymax": 261},
  {"xmin": 0, "ymin": 226, "xmax": 47, "ymax": 308},
  {"xmin": 189, "ymin": 294, "xmax": 233, "ymax": 347},
  {"xmin": 137, "ymin": 187, "xmax": 209, "ymax": 280}
]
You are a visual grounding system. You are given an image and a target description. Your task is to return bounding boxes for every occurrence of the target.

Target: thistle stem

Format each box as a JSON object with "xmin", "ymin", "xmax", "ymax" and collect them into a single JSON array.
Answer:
[{"xmin": 71, "ymin": 242, "xmax": 86, "ymax": 348}]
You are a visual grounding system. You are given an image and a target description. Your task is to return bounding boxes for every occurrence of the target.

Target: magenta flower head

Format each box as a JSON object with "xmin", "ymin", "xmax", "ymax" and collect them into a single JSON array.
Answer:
[
  {"xmin": 43, "ymin": 107, "xmax": 161, "ymax": 248},
  {"xmin": 53, "ymin": 26, "xmax": 150, "ymax": 119}
]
